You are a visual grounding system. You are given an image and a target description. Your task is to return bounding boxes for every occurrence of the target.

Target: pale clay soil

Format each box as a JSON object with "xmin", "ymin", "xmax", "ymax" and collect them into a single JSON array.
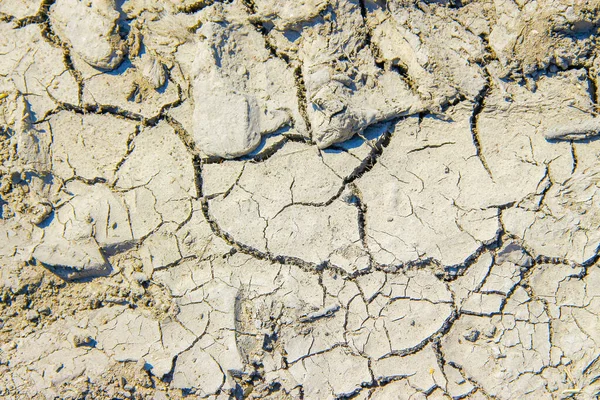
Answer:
[{"xmin": 1, "ymin": 0, "xmax": 600, "ymax": 399}]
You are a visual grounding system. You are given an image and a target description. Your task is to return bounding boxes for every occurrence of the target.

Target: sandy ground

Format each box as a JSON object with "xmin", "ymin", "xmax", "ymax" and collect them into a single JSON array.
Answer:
[{"xmin": 1, "ymin": 0, "xmax": 600, "ymax": 398}]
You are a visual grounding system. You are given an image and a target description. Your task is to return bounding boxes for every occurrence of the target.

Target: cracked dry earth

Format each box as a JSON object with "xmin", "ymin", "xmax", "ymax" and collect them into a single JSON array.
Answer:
[{"xmin": 2, "ymin": 1, "xmax": 600, "ymax": 400}]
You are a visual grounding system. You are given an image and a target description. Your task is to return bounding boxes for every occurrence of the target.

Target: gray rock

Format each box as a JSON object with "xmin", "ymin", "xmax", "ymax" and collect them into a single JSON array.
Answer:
[
  {"xmin": 50, "ymin": 0, "xmax": 125, "ymax": 70},
  {"xmin": 191, "ymin": 21, "xmax": 298, "ymax": 159}
]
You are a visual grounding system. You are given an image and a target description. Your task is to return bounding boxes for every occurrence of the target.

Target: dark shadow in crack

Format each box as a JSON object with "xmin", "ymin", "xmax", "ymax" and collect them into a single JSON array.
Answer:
[
  {"xmin": 115, "ymin": 0, "xmax": 132, "ymax": 37},
  {"xmin": 323, "ymin": 122, "xmax": 388, "ymax": 152},
  {"xmin": 546, "ymin": 133, "xmax": 600, "ymax": 145},
  {"xmin": 106, "ymin": 57, "xmax": 134, "ymax": 76},
  {"xmin": 102, "ymin": 240, "xmax": 138, "ymax": 257},
  {"xmin": 40, "ymin": 262, "xmax": 114, "ymax": 283},
  {"xmin": 0, "ymin": 196, "xmax": 7, "ymax": 219},
  {"xmin": 36, "ymin": 209, "xmax": 54, "ymax": 228},
  {"xmin": 242, "ymin": 125, "xmax": 292, "ymax": 159},
  {"xmin": 283, "ymin": 29, "xmax": 302, "ymax": 42}
]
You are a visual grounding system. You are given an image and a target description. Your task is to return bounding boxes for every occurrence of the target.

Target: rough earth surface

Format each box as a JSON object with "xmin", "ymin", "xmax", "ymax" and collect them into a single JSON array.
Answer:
[{"xmin": 1, "ymin": 0, "xmax": 600, "ymax": 399}]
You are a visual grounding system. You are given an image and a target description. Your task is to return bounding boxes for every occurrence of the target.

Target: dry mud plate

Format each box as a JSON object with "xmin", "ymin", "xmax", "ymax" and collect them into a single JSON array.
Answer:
[{"xmin": 1, "ymin": 0, "xmax": 600, "ymax": 399}]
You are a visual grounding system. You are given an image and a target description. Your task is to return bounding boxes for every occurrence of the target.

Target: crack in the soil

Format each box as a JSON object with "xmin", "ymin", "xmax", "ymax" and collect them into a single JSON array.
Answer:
[{"xmin": 470, "ymin": 85, "xmax": 494, "ymax": 180}]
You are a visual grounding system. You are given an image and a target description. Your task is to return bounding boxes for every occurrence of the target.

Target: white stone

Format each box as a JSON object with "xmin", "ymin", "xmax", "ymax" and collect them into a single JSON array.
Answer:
[{"xmin": 50, "ymin": 0, "xmax": 125, "ymax": 70}]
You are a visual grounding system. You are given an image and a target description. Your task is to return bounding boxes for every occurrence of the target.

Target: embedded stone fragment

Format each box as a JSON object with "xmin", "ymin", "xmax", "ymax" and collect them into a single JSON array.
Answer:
[
  {"xmin": 32, "ymin": 237, "xmax": 109, "ymax": 280},
  {"xmin": 50, "ymin": 0, "xmax": 125, "ymax": 70},
  {"xmin": 495, "ymin": 242, "xmax": 533, "ymax": 268},
  {"xmin": 193, "ymin": 86, "xmax": 262, "ymax": 158}
]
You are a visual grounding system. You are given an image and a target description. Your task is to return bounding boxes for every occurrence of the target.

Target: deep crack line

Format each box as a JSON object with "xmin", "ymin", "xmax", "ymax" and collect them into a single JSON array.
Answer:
[
  {"xmin": 240, "ymin": 0, "xmax": 313, "ymax": 139},
  {"xmin": 587, "ymin": 66, "xmax": 598, "ymax": 107},
  {"xmin": 193, "ymin": 154, "xmax": 352, "ymax": 278},
  {"xmin": 470, "ymin": 85, "xmax": 494, "ymax": 181}
]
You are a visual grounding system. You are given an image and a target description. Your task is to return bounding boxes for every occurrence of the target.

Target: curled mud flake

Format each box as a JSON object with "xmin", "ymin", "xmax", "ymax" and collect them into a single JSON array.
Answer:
[
  {"xmin": 298, "ymin": 304, "xmax": 340, "ymax": 323},
  {"xmin": 544, "ymin": 118, "xmax": 600, "ymax": 141},
  {"xmin": 33, "ymin": 237, "xmax": 110, "ymax": 280},
  {"xmin": 298, "ymin": 3, "xmax": 426, "ymax": 150},
  {"xmin": 31, "ymin": 181, "xmax": 135, "ymax": 279},
  {"xmin": 253, "ymin": 0, "xmax": 329, "ymax": 30},
  {"xmin": 310, "ymin": 80, "xmax": 379, "ymax": 149}
]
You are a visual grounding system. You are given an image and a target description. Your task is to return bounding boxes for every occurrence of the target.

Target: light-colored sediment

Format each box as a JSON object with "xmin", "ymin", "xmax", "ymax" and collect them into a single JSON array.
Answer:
[{"xmin": 1, "ymin": 0, "xmax": 600, "ymax": 399}]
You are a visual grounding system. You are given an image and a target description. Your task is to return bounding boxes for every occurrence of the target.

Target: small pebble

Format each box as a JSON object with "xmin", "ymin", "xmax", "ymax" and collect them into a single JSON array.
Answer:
[
  {"xmin": 464, "ymin": 329, "xmax": 480, "ymax": 343},
  {"xmin": 73, "ymin": 334, "xmax": 95, "ymax": 347},
  {"xmin": 25, "ymin": 310, "xmax": 39, "ymax": 322},
  {"xmin": 37, "ymin": 307, "xmax": 51, "ymax": 316}
]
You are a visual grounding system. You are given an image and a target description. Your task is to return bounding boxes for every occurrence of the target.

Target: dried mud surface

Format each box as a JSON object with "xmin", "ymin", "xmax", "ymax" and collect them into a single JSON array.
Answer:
[{"xmin": 1, "ymin": 0, "xmax": 600, "ymax": 399}]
